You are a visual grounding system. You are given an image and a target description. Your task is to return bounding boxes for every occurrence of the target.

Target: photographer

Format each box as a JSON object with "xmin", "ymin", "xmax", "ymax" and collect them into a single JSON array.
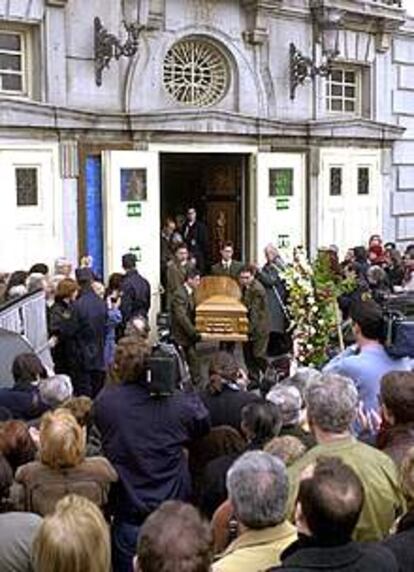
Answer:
[
  {"xmin": 93, "ymin": 336, "xmax": 211, "ymax": 572},
  {"xmin": 323, "ymin": 300, "xmax": 411, "ymax": 415}
]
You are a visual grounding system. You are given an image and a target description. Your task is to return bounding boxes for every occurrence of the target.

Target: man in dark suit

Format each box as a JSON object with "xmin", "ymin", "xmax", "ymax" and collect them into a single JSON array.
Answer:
[
  {"xmin": 160, "ymin": 218, "xmax": 176, "ymax": 292},
  {"xmin": 166, "ymin": 243, "xmax": 189, "ymax": 310},
  {"xmin": 183, "ymin": 207, "xmax": 208, "ymax": 274},
  {"xmin": 170, "ymin": 267, "xmax": 202, "ymax": 385},
  {"xmin": 239, "ymin": 265, "xmax": 270, "ymax": 385},
  {"xmin": 120, "ymin": 253, "xmax": 151, "ymax": 328},
  {"xmin": 211, "ymin": 241, "xmax": 243, "ymax": 280},
  {"xmin": 257, "ymin": 244, "xmax": 290, "ymax": 357},
  {"xmin": 74, "ymin": 268, "xmax": 107, "ymax": 397}
]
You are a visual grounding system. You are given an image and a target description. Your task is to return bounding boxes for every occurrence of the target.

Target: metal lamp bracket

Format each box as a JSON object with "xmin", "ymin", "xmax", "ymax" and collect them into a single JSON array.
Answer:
[
  {"xmin": 289, "ymin": 42, "xmax": 338, "ymax": 100},
  {"xmin": 94, "ymin": 17, "xmax": 144, "ymax": 87}
]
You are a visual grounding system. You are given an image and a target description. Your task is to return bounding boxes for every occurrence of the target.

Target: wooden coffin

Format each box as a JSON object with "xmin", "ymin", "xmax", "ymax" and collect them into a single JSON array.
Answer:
[{"xmin": 196, "ymin": 276, "xmax": 248, "ymax": 341}]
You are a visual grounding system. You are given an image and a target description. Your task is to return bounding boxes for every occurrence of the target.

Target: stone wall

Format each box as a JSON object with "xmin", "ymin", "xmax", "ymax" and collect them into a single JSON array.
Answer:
[{"xmin": 391, "ymin": 16, "xmax": 414, "ymax": 248}]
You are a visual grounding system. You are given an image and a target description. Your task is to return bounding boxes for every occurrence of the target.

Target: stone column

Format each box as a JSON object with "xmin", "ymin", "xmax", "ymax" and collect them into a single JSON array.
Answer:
[
  {"xmin": 59, "ymin": 141, "xmax": 79, "ymax": 267},
  {"xmin": 45, "ymin": 0, "xmax": 69, "ymax": 105}
]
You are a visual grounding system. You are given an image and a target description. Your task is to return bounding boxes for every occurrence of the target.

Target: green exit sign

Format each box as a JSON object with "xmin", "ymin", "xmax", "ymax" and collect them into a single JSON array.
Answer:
[
  {"xmin": 276, "ymin": 197, "xmax": 290, "ymax": 210},
  {"xmin": 127, "ymin": 202, "xmax": 142, "ymax": 217}
]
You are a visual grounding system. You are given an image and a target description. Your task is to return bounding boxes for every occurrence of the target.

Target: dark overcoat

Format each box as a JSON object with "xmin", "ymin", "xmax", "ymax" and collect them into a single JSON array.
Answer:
[
  {"xmin": 170, "ymin": 285, "xmax": 198, "ymax": 348},
  {"xmin": 242, "ymin": 279, "xmax": 270, "ymax": 357},
  {"xmin": 74, "ymin": 288, "xmax": 107, "ymax": 372},
  {"xmin": 257, "ymin": 262, "xmax": 287, "ymax": 333},
  {"xmin": 120, "ymin": 269, "xmax": 151, "ymax": 322}
]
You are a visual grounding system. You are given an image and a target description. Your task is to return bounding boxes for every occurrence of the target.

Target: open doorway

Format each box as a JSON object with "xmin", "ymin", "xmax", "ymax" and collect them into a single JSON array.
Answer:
[{"xmin": 160, "ymin": 153, "xmax": 248, "ymax": 266}]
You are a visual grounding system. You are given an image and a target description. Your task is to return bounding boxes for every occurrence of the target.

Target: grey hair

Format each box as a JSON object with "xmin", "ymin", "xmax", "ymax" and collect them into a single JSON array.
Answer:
[
  {"xmin": 266, "ymin": 385, "xmax": 302, "ymax": 426},
  {"xmin": 39, "ymin": 375, "xmax": 73, "ymax": 408},
  {"xmin": 284, "ymin": 367, "xmax": 322, "ymax": 399},
  {"xmin": 305, "ymin": 373, "xmax": 358, "ymax": 433},
  {"xmin": 27, "ymin": 273, "xmax": 46, "ymax": 293},
  {"xmin": 226, "ymin": 451, "xmax": 288, "ymax": 529}
]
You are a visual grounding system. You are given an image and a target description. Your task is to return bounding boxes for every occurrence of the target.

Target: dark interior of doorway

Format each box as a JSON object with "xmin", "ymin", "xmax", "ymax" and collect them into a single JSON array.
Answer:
[{"xmin": 160, "ymin": 153, "xmax": 247, "ymax": 265}]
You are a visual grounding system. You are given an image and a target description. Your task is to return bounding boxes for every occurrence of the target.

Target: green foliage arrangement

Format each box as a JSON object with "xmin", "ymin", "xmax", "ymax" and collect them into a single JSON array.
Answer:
[{"xmin": 282, "ymin": 247, "xmax": 356, "ymax": 367}]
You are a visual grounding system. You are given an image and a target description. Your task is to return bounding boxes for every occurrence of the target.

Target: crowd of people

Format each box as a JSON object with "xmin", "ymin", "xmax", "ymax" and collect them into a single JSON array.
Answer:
[{"xmin": 0, "ymin": 218, "xmax": 413, "ymax": 571}]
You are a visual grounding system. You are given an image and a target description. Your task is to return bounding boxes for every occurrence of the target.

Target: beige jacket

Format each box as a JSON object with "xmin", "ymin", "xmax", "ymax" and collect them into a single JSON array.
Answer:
[{"xmin": 213, "ymin": 521, "xmax": 297, "ymax": 572}]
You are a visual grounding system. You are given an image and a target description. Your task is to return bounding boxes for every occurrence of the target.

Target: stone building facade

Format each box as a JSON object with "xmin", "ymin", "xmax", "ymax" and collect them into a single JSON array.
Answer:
[{"xmin": 0, "ymin": 0, "xmax": 413, "ymax": 314}]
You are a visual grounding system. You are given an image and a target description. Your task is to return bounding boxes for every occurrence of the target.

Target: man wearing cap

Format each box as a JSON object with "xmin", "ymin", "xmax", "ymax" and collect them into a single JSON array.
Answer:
[{"xmin": 120, "ymin": 253, "xmax": 151, "ymax": 329}]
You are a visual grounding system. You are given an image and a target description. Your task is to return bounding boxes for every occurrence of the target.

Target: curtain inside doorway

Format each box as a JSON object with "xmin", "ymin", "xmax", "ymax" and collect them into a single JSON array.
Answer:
[{"xmin": 85, "ymin": 156, "xmax": 104, "ymax": 279}]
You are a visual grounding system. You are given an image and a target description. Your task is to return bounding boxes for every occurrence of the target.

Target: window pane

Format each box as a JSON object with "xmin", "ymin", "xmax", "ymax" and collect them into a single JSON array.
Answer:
[
  {"xmin": 331, "ymin": 99, "xmax": 342, "ymax": 111},
  {"xmin": 120, "ymin": 169, "xmax": 147, "ymax": 202},
  {"xmin": 358, "ymin": 167, "xmax": 369, "ymax": 195},
  {"xmin": 331, "ymin": 70, "xmax": 343, "ymax": 82},
  {"xmin": 332, "ymin": 84, "xmax": 343, "ymax": 96},
  {"xmin": 269, "ymin": 169, "xmax": 294, "ymax": 197},
  {"xmin": 16, "ymin": 168, "xmax": 38, "ymax": 206},
  {"xmin": 0, "ymin": 53, "xmax": 21, "ymax": 71},
  {"xmin": 345, "ymin": 86, "xmax": 355, "ymax": 98},
  {"xmin": 0, "ymin": 33, "xmax": 21, "ymax": 51},
  {"xmin": 345, "ymin": 100, "xmax": 355, "ymax": 112},
  {"xmin": 330, "ymin": 167, "xmax": 342, "ymax": 196},
  {"xmin": 2, "ymin": 73, "xmax": 22, "ymax": 91},
  {"xmin": 345, "ymin": 71, "xmax": 356, "ymax": 83}
]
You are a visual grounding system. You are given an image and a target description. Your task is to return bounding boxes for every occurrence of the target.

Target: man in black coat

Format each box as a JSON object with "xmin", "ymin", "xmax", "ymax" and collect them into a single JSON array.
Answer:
[
  {"xmin": 170, "ymin": 267, "xmax": 202, "ymax": 385},
  {"xmin": 257, "ymin": 244, "xmax": 290, "ymax": 357},
  {"xmin": 74, "ymin": 268, "xmax": 107, "ymax": 397},
  {"xmin": 93, "ymin": 336, "xmax": 210, "ymax": 572},
  {"xmin": 120, "ymin": 253, "xmax": 151, "ymax": 327},
  {"xmin": 269, "ymin": 456, "xmax": 398, "ymax": 572},
  {"xmin": 183, "ymin": 207, "xmax": 208, "ymax": 274},
  {"xmin": 211, "ymin": 241, "xmax": 243, "ymax": 279}
]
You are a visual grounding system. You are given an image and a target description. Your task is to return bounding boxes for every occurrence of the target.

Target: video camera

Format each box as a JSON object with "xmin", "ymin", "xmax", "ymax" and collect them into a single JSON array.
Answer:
[
  {"xmin": 382, "ymin": 292, "xmax": 414, "ymax": 359},
  {"xmin": 144, "ymin": 313, "xmax": 192, "ymax": 396}
]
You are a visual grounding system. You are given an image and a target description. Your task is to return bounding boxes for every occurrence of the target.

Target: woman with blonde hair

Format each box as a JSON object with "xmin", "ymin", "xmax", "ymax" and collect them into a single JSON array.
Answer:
[
  {"xmin": 15, "ymin": 409, "xmax": 117, "ymax": 516},
  {"xmin": 32, "ymin": 494, "xmax": 111, "ymax": 572}
]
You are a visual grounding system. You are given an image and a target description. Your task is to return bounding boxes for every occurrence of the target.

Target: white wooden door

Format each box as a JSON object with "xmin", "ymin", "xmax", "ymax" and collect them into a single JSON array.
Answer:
[
  {"xmin": 320, "ymin": 149, "xmax": 381, "ymax": 254},
  {"xmin": 102, "ymin": 150, "xmax": 160, "ymax": 329},
  {"xmin": 256, "ymin": 152, "xmax": 306, "ymax": 262},
  {"xmin": 0, "ymin": 147, "xmax": 61, "ymax": 272}
]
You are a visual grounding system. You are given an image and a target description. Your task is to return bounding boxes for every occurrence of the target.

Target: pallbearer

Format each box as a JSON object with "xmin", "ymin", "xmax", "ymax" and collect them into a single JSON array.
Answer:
[{"xmin": 239, "ymin": 265, "xmax": 270, "ymax": 386}]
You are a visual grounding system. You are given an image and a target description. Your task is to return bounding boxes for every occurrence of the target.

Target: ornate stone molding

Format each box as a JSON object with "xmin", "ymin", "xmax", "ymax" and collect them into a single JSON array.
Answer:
[
  {"xmin": 46, "ymin": 0, "xmax": 69, "ymax": 6},
  {"xmin": 0, "ymin": 100, "xmax": 405, "ymax": 143},
  {"xmin": 241, "ymin": 0, "xmax": 279, "ymax": 46},
  {"xmin": 310, "ymin": 0, "xmax": 406, "ymax": 52},
  {"xmin": 59, "ymin": 141, "xmax": 79, "ymax": 179}
]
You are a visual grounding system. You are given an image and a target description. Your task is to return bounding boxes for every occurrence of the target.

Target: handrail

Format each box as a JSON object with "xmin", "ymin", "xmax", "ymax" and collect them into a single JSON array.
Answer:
[{"xmin": 0, "ymin": 289, "xmax": 53, "ymax": 372}]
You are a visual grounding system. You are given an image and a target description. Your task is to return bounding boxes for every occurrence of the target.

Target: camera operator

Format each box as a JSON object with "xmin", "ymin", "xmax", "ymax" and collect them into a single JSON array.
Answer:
[
  {"xmin": 323, "ymin": 300, "xmax": 411, "ymax": 417},
  {"xmin": 93, "ymin": 336, "xmax": 211, "ymax": 572}
]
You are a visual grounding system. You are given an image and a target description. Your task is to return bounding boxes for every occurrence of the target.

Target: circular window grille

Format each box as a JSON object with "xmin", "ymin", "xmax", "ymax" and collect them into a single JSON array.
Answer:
[{"xmin": 163, "ymin": 39, "xmax": 229, "ymax": 107}]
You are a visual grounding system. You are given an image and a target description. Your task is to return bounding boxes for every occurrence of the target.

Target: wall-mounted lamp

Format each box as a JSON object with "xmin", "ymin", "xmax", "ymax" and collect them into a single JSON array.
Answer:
[
  {"xmin": 289, "ymin": 5, "xmax": 343, "ymax": 100},
  {"xmin": 94, "ymin": 17, "xmax": 143, "ymax": 87}
]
